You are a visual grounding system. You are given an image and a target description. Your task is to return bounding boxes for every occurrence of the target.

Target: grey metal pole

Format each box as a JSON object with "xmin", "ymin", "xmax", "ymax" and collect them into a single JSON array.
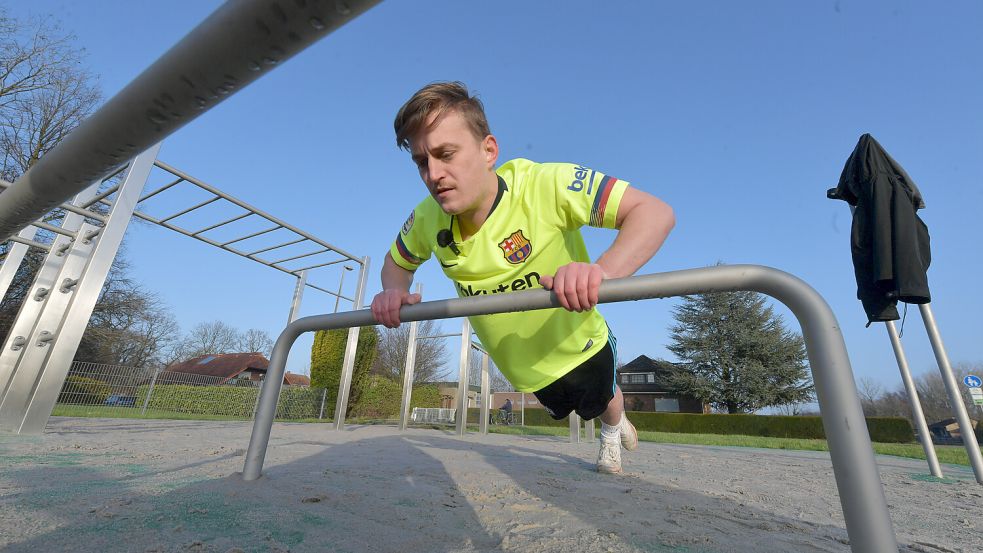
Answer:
[
  {"xmin": 287, "ymin": 270, "xmax": 308, "ymax": 324},
  {"xmin": 480, "ymin": 352, "xmax": 490, "ymax": 435},
  {"xmin": 455, "ymin": 319, "xmax": 471, "ymax": 436},
  {"xmin": 333, "ymin": 257, "xmax": 370, "ymax": 430},
  {"xmin": 918, "ymin": 303, "xmax": 983, "ymax": 483},
  {"xmin": 0, "ymin": 0, "xmax": 381, "ymax": 241},
  {"xmin": 333, "ymin": 265, "xmax": 353, "ymax": 313},
  {"xmin": 141, "ymin": 367, "xmax": 162, "ymax": 416},
  {"xmin": 318, "ymin": 388, "xmax": 326, "ymax": 420},
  {"xmin": 569, "ymin": 413, "xmax": 580, "ymax": 443},
  {"xmin": 521, "ymin": 393, "xmax": 525, "ymax": 426},
  {"xmin": 884, "ymin": 321, "xmax": 943, "ymax": 478},
  {"xmin": 398, "ymin": 283, "xmax": 423, "ymax": 431},
  {"xmin": 241, "ymin": 265, "xmax": 898, "ymax": 552}
]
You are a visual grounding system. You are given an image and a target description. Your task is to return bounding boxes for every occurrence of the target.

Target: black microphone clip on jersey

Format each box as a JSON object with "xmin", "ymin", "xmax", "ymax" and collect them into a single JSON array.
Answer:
[{"xmin": 436, "ymin": 216, "xmax": 460, "ymax": 255}]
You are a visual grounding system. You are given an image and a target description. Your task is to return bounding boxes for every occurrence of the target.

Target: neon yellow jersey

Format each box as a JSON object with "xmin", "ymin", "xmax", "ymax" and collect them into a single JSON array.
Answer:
[{"xmin": 390, "ymin": 158, "xmax": 629, "ymax": 392}]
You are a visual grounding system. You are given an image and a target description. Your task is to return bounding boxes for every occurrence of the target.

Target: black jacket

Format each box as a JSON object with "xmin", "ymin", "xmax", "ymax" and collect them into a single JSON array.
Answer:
[{"xmin": 828, "ymin": 134, "xmax": 931, "ymax": 323}]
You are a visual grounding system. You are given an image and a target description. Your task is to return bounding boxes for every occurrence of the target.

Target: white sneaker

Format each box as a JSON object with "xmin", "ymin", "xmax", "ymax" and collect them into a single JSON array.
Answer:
[
  {"xmin": 620, "ymin": 416, "xmax": 638, "ymax": 451},
  {"xmin": 596, "ymin": 438, "xmax": 622, "ymax": 474}
]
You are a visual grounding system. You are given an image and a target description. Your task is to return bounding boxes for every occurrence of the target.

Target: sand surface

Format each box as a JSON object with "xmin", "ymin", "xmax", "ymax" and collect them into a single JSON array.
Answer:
[{"xmin": 1, "ymin": 417, "xmax": 980, "ymax": 552}]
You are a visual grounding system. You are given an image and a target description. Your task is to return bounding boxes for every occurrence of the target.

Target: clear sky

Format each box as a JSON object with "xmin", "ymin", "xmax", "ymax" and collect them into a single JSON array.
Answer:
[{"xmin": 7, "ymin": 1, "xmax": 982, "ymax": 400}]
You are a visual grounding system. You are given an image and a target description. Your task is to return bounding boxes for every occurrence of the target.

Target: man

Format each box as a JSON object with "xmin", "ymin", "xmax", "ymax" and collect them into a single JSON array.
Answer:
[
  {"xmin": 500, "ymin": 398, "xmax": 513, "ymax": 425},
  {"xmin": 371, "ymin": 82, "xmax": 674, "ymax": 474}
]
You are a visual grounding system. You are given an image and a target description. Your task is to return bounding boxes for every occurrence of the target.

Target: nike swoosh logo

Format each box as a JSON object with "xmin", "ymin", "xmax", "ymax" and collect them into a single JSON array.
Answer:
[{"xmin": 440, "ymin": 261, "xmax": 457, "ymax": 268}]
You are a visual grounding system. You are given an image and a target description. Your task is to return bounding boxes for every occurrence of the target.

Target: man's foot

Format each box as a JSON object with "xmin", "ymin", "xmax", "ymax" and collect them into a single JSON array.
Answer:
[
  {"xmin": 596, "ymin": 438, "xmax": 622, "ymax": 474},
  {"xmin": 619, "ymin": 416, "xmax": 638, "ymax": 451}
]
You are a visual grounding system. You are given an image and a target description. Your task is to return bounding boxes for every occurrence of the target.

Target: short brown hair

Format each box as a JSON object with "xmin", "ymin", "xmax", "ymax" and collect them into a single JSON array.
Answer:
[{"xmin": 394, "ymin": 81, "xmax": 491, "ymax": 151}]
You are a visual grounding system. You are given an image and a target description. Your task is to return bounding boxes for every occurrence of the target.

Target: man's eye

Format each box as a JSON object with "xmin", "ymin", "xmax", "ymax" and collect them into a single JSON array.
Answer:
[{"xmin": 440, "ymin": 152, "xmax": 454, "ymax": 160}]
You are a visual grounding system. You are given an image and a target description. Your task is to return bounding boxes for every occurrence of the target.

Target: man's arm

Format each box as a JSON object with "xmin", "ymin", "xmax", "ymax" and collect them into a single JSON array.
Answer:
[
  {"xmin": 370, "ymin": 252, "xmax": 422, "ymax": 328},
  {"xmin": 540, "ymin": 187, "xmax": 675, "ymax": 311}
]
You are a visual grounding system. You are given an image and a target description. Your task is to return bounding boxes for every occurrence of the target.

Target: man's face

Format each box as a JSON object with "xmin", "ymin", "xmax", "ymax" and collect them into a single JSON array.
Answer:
[{"xmin": 409, "ymin": 110, "xmax": 497, "ymax": 216}]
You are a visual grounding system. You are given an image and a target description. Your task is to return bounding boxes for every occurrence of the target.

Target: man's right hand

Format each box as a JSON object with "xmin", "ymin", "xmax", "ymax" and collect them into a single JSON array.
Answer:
[{"xmin": 370, "ymin": 288, "xmax": 422, "ymax": 328}]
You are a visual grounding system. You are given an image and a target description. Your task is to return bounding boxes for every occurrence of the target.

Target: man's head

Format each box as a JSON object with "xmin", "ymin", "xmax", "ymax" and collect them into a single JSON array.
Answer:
[{"xmin": 394, "ymin": 82, "xmax": 499, "ymax": 219}]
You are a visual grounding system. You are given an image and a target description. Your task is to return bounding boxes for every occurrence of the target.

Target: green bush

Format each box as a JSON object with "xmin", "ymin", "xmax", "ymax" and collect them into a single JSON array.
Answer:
[
  {"xmin": 58, "ymin": 375, "xmax": 111, "ymax": 405},
  {"xmin": 136, "ymin": 383, "xmax": 323, "ymax": 420},
  {"xmin": 310, "ymin": 327, "xmax": 378, "ymax": 417},
  {"xmin": 352, "ymin": 379, "xmax": 444, "ymax": 419}
]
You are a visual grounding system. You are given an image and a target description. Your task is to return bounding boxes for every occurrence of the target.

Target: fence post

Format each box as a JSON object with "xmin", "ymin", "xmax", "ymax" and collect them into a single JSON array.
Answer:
[
  {"xmin": 318, "ymin": 388, "xmax": 327, "ymax": 420},
  {"xmin": 141, "ymin": 367, "xmax": 161, "ymax": 416}
]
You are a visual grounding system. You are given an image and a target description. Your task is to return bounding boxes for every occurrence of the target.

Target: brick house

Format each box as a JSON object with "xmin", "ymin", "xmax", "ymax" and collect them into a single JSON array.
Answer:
[
  {"xmin": 617, "ymin": 355, "xmax": 707, "ymax": 413},
  {"xmin": 165, "ymin": 352, "xmax": 305, "ymax": 386}
]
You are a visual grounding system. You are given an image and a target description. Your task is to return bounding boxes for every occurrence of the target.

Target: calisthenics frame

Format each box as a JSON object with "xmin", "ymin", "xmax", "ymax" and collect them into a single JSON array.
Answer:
[{"xmin": 243, "ymin": 264, "xmax": 900, "ymax": 553}]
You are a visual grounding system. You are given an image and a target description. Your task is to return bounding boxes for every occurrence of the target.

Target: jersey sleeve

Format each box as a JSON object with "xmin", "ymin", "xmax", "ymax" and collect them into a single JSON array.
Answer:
[
  {"xmin": 388, "ymin": 206, "xmax": 432, "ymax": 271},
  {"xmin": 534, "ymin": 162, "xmax": 629, "ymax": 230}
]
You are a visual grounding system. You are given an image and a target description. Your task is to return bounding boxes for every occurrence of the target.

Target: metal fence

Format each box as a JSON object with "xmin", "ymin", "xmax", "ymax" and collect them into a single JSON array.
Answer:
[{"xmin": 55, "ymin": 361, "xmax": 329, "ymax": 422}]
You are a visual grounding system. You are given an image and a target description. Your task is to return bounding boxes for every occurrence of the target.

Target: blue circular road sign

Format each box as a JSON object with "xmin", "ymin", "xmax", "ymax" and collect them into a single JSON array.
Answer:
[{"xmin": 964, "ymin": 375, "xmax": 982, "ymax": 388}]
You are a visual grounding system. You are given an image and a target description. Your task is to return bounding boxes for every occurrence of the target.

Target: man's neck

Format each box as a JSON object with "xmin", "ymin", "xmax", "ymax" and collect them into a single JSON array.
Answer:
[{"xmin": 457, "ymin": 173, "xmax": 500, "ymax": 240}]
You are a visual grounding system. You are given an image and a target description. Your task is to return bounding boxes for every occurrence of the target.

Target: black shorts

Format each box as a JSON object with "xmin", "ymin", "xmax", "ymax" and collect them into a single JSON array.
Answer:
[{"xmin": 533, "ymin": 339, "xmax": 617, "ymax": 421}]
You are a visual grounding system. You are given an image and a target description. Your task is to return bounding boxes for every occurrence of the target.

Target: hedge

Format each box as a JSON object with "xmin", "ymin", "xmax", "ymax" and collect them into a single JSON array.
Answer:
[
  {"xmin": 136, "ymin": 384, "xmax": 324, "ymax": 419},
  {"xmin": 58, "ymin": 375, "xmax": 111, "ymax": 405},
  {"xmin": 352, "ymin": 377, "xmax": 442, "ymax": 418},
  {"xmin": 468, "ymin": 409, "xmax": 914, "ymax": 443}
]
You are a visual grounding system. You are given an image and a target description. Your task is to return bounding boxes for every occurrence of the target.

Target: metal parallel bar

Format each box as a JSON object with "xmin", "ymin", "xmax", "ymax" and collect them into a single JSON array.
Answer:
[
  {"xmin": 154, "ymin": 160, "xmax": 363, "ymax": 263},
  {"xmin": 918, "ymin": 304, "xmax": 983, "ymax": 483},
  {"xmin": 455, "ymin": 318, "xmax": 472, "ymax": 437},
  {"xmin": 157, "ymin": 195, "xmax": 221, "ymax": 223},
  {"xmin": 244, "ymin": 265, "xmax": 900, "ymax": 553},
  {"xmin": 332, "ymin": 257, "xmax": 370, "ymax": 430},
  {"xmin": 190, "ymin": 211, "xmax": 252, "ymax": 236},
  {"xmin": 28, "ymin": 220, "xmax": 78, "ymax": 239},
  {"xmin": 5, "ymin": 236, "xmax": 51, "ymax": 252},
  {"xmin": 884, "ymin": 321, "xmax": 943, "ymax": 478},
  {"xmin": 80, "ymin": 184, "xmax": 121, "ymax": 209},
  {"xmin": 245, "ymin": 237, "xmax": 306, "ymax": 257},
  {"xmin": 220, "ymin": 225, "xmax": 281, "ymax": 246},
  {"xmin": 270, "ymin": 248, "xmax": 329, "ymax": 265},
  {"xmin": 137, "ymin": 176, "xmax": 185, "ymax": 202},
  {"xmin": 417, "ymin": 333, "xmax": 461, "ymax": 340},
  {"xmin": 398, "ymin": 283, "xmax": 423, "ymax": 431},
  {"xmin": 0, "ymin": 0, "xmax": 382, "ymax": 241},
  {"xmin": 51, "ymin": 202, "xmax": 107, "ymax": 223}
]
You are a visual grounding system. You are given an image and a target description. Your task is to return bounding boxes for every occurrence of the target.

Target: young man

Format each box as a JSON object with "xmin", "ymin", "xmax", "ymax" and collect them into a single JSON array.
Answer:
[{"xmin": 371, "ymin": 82, "xmax": 675, "ymax": 474}]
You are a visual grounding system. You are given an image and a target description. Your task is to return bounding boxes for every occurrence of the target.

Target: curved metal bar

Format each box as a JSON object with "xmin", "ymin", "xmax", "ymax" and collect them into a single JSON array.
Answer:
[
  {"xmin": 242, "ymin": 264, "xmax": 898, "ymax": 552},
  {"xmin": 0, "ymin": 0, "xmax": 381, "ymax": 240}
]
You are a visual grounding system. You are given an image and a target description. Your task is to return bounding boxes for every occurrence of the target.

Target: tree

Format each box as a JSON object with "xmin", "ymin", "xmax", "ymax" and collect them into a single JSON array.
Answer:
[
  {"xmin": 1, "ymin": 10, "xmax": 101, "ymax": 182},
  {"xmin": 238, "ymin": 328, "xmax": 274, "ymax": 358},
  {"xmin": 668, "ymin": 289, "xmax": 814, "ymax": 414},
  {"xmin": 372, "ymin": 319, "xmax": 448, "ymax": 383},
  {"xmin": 168, "ymin": 320, "xmax": 241, "ymax": 363},
  {"xmin": 310, "ymin": 327, "xmax": 379, "ymax": 417}
]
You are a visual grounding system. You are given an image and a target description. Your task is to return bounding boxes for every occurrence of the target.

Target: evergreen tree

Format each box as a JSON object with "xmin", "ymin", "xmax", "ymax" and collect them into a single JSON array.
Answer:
[
  {"xmin": 668, "ymin": 290, "xmax": 814, "ymax": 413},
  {"xmin": 309, "ymin": 326, "xmax": 378, "ymax": 417}
]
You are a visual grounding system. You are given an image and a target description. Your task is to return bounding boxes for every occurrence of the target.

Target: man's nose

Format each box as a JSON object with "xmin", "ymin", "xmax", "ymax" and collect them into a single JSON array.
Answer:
[{"xmin": 427, "ymin": 159, "xmax": 447, "ymax": 184}]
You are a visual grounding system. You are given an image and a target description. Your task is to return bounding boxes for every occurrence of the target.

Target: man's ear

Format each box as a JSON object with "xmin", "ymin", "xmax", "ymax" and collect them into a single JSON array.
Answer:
[{"xmin": 482, "ymin": 134, "xmax": 499, "ymax": 168}]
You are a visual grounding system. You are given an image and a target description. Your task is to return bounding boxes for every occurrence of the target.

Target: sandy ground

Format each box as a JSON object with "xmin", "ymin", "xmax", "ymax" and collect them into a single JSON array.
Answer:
[{"xmin": 0, "ymin": 418, "xmax": 980, "ymax": 553}]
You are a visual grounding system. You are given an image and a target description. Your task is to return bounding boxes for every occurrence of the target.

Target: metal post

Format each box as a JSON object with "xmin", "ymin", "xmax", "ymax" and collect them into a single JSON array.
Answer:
[
  {"xmin": 287, "ymin": 270, "xmax": 308, "ymax": 324},
  {"xmin": 0, "ymin": 0, "xmax": 382, "ymax": 241},
  {"xmin": 585, "ymin": 418, "xmax": 595, "ymax": 442},
  {"xmin": 332, "ymin": 257, "xmax": 370, "ymax": 430},
  {"xmin": 318, "ymin": 388, "xmax": 327, "ymax": 420},
  {"xmin": 884, "ymin": 321, "xmax": 943, "ymax": 478},
  {"xmin": 479, "ymin": 351, "xmax": 490, "ymax": 435},
  {"xmin": 918, "ymin": 304, "xmax": 983, "ymax": 483},
  {"xmin": 0, "ymin": 228, "xmax": 37, "ymax": 300},
  {"xmin": 333, "ymin": 265, "xmax": 353, "ymax": 313},
  {"xmin": 141, "ymin": 366, "xmax": 162, "ymax": 416},
  {"xmin": 569, "ymin": 412, "xmax": 580, "ymax": 443},
  {"xmin": 521, "ymin": 393, "xmax": 525, "ymax": 426},
  {"xmin": 252, "ymin": 379, "xmax": 264, "ymax": 419},
  {"xmin": 241, "ymin": 265, "xmax": 899, "ymax": 553},
  {"xmin": 0, "ymin": 145, "xmax": 160, "ymax": 433},
  {"xmin": 455, "ymin": 318, "xmax": 471, "ymax": 436},
  {"xmin": 398, "ymin": 283, "xmax": 422, "ymax": 431}
]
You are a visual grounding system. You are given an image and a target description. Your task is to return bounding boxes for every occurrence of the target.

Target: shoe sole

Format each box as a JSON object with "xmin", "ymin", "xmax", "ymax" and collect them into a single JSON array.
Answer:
[
  {"xmin": 596, "ymin": 465, "xmax": 622, "ymax": 474},
  {"xmin": 621, "ymin": 421, "xmax": 638, "ymax": 451}
]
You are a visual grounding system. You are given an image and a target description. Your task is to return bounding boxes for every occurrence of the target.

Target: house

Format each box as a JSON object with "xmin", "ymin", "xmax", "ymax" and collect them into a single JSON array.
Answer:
[
  {"xmin": 165, "ymin": 352, "xmax": 296, "ymax": 385},
  {"xmin": 284, "ymin": 372, "xmax": 311, "ymax": 387},
  {"xmin": 617, "ymin": 355, "xmax": 707, "ymax": 413},
  {"xmin": 434, "ymin": 382, "xmax": 482, "ymax": 409}
]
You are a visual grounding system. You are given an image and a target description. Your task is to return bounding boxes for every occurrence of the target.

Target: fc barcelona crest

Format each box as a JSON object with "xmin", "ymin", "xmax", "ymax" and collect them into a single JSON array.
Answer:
[{"xmin": 498, "ymin": 230, "xmax": 532, "ymax": 264}]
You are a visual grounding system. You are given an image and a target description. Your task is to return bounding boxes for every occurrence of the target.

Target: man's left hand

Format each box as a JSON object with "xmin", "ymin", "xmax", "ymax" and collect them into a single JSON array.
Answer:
[{"xmin": 540, "ymin": 262, "xmax": 607, "ymax": 312}]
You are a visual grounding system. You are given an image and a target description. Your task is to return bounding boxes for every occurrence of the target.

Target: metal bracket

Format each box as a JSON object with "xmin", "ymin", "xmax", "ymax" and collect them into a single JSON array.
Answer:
[
  {"xmin": 59, "ymin": 279, "xmax": 79, "ymax": 293},
  {"xmin": 10, "ymin": 337, "xmax": 27, "ymax": 351},
  {"xmin": 33, "ymin": 288, "xmax": 50, "ymax": 301},
  {"xmin": 36, "ymin": 331, "xmax": 54, "ymax": 347}
]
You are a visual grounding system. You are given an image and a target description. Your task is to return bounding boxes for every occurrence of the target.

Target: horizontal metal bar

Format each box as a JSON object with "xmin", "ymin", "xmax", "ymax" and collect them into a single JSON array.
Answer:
[
  {"xmin": 153, "ymin": 160, "xmax": 363, "ymax": 263},
  {"xmin": 138, "ymin": 175, "xmax": 185, "ymax": 202},
  {"xmin": 190, "ymin": 211, "xmax": 252, "ymax": 236},
  {"xmin": 6, "ymin": 236, "xmax": 51, "ymax": 251},
  {"xmin": 0, "ymin": 0, "xmax": 381, "ymax": 241},
  {"xmin": 1, "ymin": 181, "xmax": 109, "ymax": 223},
  {"xmin": 290, "ymin": 259, "xmax": 350, "ymax": 272},
  {"xmin": 80, "ymin": 184, "xmax": 121, "ymax": 209},
  {"xmin": 245, "ymin": 237, "xmax": 305, "ymax": 257},
  {"xmin": 416, "ymin": 333, "xmax": 462, "ymax": 340},
  {"xmin": 269, "ymin": 248, "xmax": 329, "ymax": 265},
  {"xmin": 220, "ymin": 225, "xmax": 281, "ymax": 246},
  {"xmin": 157, "ymin": 195, "xmax": 221, "ymax": 223},
  {"xmin": 28, "ymin": 220, "xmax": 78, "ymax": 238}
]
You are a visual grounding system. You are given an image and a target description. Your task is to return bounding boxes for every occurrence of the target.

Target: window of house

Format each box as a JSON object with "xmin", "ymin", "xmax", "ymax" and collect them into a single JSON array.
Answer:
[
  {"xmin": 621, "ymin": 375, "xmax": 630, "ymax": 384},
  {"xmin": 197, "ymin": 355, "xmax": 216, "ymax": 365},
  {"xmin": 655, "ymin": 398, "xmax": 680, "ymax": 412},
  {"xmin": 630, "ymin": 374, "xmax": 646, "ymax": 384},
  {"xmin": 646, "ymin": 373, "xmax": 655, "ymax": 383}
]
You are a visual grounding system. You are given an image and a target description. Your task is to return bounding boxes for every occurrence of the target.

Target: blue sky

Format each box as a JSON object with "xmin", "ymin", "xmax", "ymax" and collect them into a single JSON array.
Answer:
[{"xmin": 7, "ymin": 1, "xmax": 982, "ymax": 399}]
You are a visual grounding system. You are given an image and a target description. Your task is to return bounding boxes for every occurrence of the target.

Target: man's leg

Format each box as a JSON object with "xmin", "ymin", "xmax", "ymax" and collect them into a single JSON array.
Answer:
[{"xmin": 597, "ymin": 385, "xmax": 638, "ymax": 470}]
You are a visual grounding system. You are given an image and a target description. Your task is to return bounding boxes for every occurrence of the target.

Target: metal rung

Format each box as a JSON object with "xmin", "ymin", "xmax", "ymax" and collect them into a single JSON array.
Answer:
[
  {"xmin": 158, "ymin": 195, "xmax": 221, "ymax": 223},
  {"xmin": 291, "ymin": 259, "xmax": 349, "ymax": 272},
  {"xmin": 81, "ymin": 184, "xmax": 121, "ymax": 208},
  {"xmin": 270, "ymin": 248, "xmax": 329, "ymax": 265},
  {"xmin": 245, "ymin": 237, "xmax": 306, "ymax": 257},
  {"xmin": 6, "ymin": 236, "xmax": 51, "ymax": 251},
  {"xmin": 138, "ymin": 175, "xmax": 185, "ymax": 202},
  {"xmin": 190, "ymin": 212, "xmax": 253, "ymax": 236},
  {"xmin": 221, "ymin": 225, "xmax": 281, "ymax": 246},
  {"xmin": 29, "ymin": 220, "xmax": 78, "ymax": 239}
]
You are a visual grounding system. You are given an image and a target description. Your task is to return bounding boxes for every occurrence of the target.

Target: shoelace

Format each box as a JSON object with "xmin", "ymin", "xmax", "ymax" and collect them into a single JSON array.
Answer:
[{"xmin": 598, "ymin": 440, "xmax": 620, "ymax": 463}]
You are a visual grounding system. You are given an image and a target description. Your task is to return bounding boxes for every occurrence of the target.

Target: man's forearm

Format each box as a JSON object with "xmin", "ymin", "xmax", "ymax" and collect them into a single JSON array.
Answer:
[
  {"xmin": 596, "ymin": 196, "xmax": 675, "ymax": 279},
  {"xmin": 381, "ymin": 253, "xmax": 415, "ymax": 291}
]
